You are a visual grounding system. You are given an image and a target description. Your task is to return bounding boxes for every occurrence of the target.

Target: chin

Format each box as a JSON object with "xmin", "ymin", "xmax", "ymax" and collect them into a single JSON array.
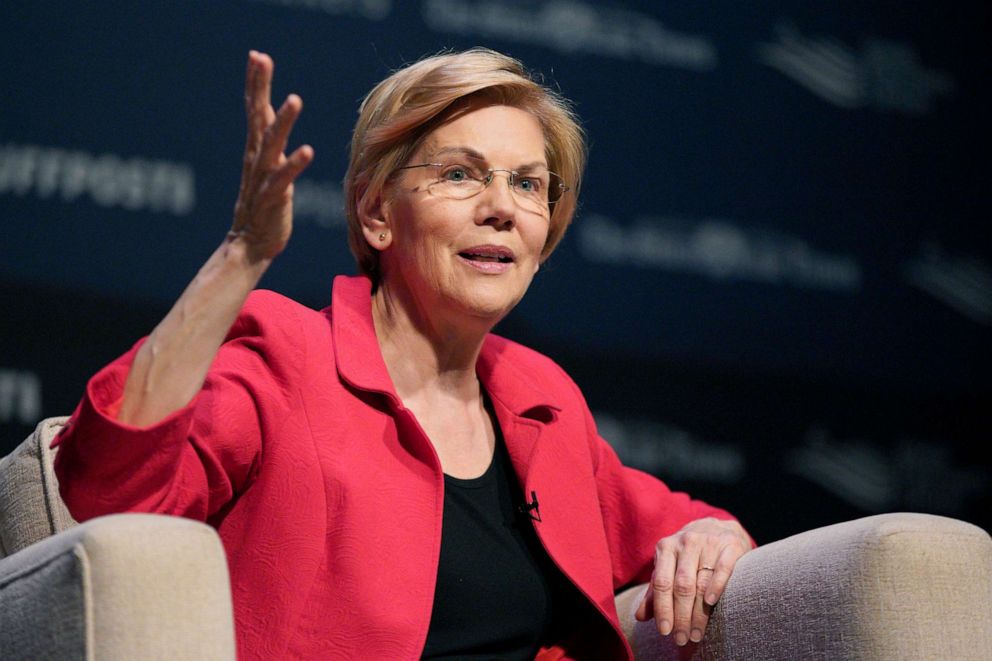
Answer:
[
  {"xmin": 460, "ymin": 296, "xmax": 518, "ymax": 323},
  {"xmin": 451, "ymin": 283, "xmax": 527, "ymax": 324}
]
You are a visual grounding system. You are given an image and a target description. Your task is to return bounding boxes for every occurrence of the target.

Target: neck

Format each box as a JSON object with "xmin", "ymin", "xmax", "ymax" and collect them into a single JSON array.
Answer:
[{"xmin": 371, "ymin": 280, "xmax": 493, "ymax": 404}]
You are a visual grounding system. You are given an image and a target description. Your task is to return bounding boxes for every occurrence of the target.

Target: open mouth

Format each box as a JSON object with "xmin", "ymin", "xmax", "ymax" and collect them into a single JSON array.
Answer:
[
  {"xmin": 458, "ymin": 246, "xmax": 515, "ymax": 263},
  {"xmin": 459, "ymin": 252, "xmax": 514, "ymax": 263}
]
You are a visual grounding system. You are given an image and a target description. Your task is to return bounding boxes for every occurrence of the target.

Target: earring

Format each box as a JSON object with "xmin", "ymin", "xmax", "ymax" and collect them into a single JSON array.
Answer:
[{"xmin": 378, "ymin": 232, "xmax": 387, "ymax": 242}]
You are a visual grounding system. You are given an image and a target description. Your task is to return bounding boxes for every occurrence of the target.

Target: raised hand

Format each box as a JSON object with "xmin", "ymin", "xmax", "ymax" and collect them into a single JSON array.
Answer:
[
  {"xmin": 118, "ymin": 51, "xmax": 314, "ymax": 427},
  {"xmin": 230, "ymin": 50, "xmax": 314, "ymax": 263}
]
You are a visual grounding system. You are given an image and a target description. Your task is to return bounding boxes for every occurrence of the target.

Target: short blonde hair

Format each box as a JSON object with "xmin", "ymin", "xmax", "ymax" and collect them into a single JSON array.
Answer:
[{"xmin": 344, "ymin": 47, "xmax": 586, "ymax": 279}]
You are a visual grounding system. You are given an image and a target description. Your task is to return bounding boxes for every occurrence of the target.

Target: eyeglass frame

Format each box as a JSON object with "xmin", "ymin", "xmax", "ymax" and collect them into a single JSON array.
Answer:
[{"xmin": 392, "ymin": 162, "xmax": 571, "ymax": 210}]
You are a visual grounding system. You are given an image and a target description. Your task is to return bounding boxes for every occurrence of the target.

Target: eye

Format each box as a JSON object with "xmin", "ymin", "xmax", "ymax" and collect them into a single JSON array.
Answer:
[
  {"xmin": 516, "ymin": 176, "xmax": 543, "ymax": 194},
  {"xmin": 439, "ymin": 163, "xmax": 478, "ymax": 184}
]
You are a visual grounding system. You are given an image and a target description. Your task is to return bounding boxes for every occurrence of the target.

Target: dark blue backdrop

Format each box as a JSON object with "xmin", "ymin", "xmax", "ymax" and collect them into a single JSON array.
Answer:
[{"xmin": 3, "ymin": 0, "xmax": 989, "ymax": 543}]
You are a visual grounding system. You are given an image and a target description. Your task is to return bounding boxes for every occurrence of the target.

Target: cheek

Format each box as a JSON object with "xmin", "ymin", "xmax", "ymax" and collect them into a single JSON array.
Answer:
[
  {"xmin": 402, "ymin": 215, "xmax": 459, "ymax": 281},
  {"xmin": 526, "ymin": 222, "xmax": 551, "ymax": 262}
]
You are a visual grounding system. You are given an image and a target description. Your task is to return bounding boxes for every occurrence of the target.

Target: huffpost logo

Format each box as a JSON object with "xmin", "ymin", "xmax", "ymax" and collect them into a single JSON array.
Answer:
[
  {"xmin": 0, "ymin": 370, "xmax": 41, "ymax": 426},
  {"xmin": 0, "ymin": 144, "xmax": 195, "ymax": 216}
]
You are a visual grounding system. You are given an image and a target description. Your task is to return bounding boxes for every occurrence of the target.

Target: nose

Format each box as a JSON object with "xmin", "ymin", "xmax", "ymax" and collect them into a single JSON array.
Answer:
[{"xmin": 477, "ymin": 170, "xmax": 516, "ymax": 231}]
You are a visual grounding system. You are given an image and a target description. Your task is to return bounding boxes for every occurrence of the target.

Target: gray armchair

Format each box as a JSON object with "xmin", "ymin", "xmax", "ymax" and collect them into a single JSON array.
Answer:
[
  {"xmin": 0, "ymin": 418, "xmax": 235, "ymax": 660},
  {"xmin": 3, "ymin": 417, "xmax": 990, "ymax": 660}
]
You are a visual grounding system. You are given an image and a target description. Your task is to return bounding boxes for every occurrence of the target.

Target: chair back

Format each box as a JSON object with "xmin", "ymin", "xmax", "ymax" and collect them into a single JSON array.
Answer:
[{"xmin": 0, "ymin": 417, "xmax": 77, "ymax": 558}]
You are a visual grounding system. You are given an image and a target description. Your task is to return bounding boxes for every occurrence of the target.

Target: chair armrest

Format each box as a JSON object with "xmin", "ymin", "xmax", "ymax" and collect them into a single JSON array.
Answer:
[
  {"xmin": 0, "ymin": 513, "xmax": 236, "ymax": 660},
  {"xmin": 616, "ymin": 512, "xmax": 992, "ymax": 660}
]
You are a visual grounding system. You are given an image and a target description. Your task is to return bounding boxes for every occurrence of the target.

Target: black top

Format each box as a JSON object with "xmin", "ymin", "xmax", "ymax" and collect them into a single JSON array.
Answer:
[{"xmin": 421, "ymin": 424, "xmax": 574, "ymax": 659}]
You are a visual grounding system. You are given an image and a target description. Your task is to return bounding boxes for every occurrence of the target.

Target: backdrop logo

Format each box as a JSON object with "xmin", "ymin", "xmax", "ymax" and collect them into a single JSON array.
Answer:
[
  {"xmin": 903, "ymin": 243, "xmax": 992, "ymax": 326},
  {"xmin": 0, "ymin": 144, "xmax": 195, "ymax": 216},
  {"xmin": 579, "ymin": 213, "xmax": 863, "ymax": 293},
  {"xmin": 250, "ymin": 0, "xmax": 392, "ymax": 20},
  {"xmin": 422, "ymin": 0, "xmax": 717, "ymax": 70},
  {"xmin": 595, "ymin": 411, "xmax": 745, "ymax": 484},
  {"xmin": 0, "ymin": 369, "xmax": 41, "ymax": 426},
  {"xmin": 786, "ymin": 425, "xmax": 987, "ymax": 513},
  {"xmin": 757, "ymin": 21, "xmax": 955, "ymax": 114},
  {"xmin": 293, "ymin": 178, "xmax": 347, "ymax": 229}
]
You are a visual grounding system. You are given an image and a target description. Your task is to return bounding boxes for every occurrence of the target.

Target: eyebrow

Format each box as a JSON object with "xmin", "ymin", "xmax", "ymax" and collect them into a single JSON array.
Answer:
[{"xmin": 431, "ymin": 145, "xmax": 548, "ymax": 172}]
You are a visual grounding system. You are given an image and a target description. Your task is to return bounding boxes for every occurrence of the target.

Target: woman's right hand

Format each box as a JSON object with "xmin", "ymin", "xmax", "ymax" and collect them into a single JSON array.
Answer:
[
  {"xmin": 118, "ymin": 51, "xmax": 313, "ymax": 427},
  {"xmin": 230, "ymin": 50, "xmax": 314, "ymax": 263}
]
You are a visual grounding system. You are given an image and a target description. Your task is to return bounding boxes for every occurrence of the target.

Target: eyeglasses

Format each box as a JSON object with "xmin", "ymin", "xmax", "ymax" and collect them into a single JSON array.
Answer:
[{"xmin": 394, "ymin": 161, "xmax": 569, "ymax": 215}]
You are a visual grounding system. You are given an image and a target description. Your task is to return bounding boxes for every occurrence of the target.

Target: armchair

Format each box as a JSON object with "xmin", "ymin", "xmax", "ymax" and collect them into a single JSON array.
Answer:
[
  {"xmin": 0, "ymin": 418, "xmax": 235, "ymax": 660},
  {"xmin": 2, "ymin": 417, "xmax": 990, "ymax": 660}
]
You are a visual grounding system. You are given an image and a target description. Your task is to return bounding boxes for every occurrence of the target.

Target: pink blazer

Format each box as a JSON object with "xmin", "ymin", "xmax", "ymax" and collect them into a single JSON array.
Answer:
[{"xmin": 53, "ymin": 274, "xmax": 740, "ymax": 660}]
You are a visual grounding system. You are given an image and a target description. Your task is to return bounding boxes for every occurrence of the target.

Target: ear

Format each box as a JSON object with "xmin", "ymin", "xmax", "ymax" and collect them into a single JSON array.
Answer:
[{"xmin": 358, "ymin": 191, "xmax": 392, "ymax": 251}]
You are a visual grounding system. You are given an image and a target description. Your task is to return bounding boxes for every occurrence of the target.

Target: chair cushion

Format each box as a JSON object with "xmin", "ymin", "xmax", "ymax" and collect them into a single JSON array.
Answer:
[
  {"xmin": 0, "ymin": 513, "xmax": 237, "ymax": 660},
  {"xmin": 0, "ymin": 417, "xmax": 76, "ymax": 558},
  {"xmin": 702, "ymin": 512, "xmax": 992, "ymax": 660}
]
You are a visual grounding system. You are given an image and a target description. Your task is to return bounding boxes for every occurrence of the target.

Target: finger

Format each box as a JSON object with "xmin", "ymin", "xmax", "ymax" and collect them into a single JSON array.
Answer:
[
  {"xmin": 240, "ymin": 52, "xmax": 259, "ymax": 198},
  {"xmin": 239, "ymin": 53, "xmax": 282, "ymax": 225},
  {"xmin": 258, "ymin": 94, "xmax": 304, "ymax": 170},
  {"xmin": 670, "ymin": 557, "xmax": 699, "ymax": 646},
  {"xmin": 634, "ymin": 583, "xmax": 652, "ymax": 622},
  {"xmin": 263, "ymin": 144, "xmax": 314, "ymax": 196},
  {"xmin": 243, "ymin": 50, "xmax": 258, "ymax": 115},
  {"xmin": 650, "ymin": 547, "xmax": 676, "ymax": 637},
  {"xmin": 253, "ymin": 51, "xmax": 275, "ymax": 123},
  {"xmin": 689, "ymin": 595, "xmax": 712, "ymax": 644},
  {"xmin": 244, "ymin": 53, "xmax": 276, "ymax": 168},
  {"xmin": 690, "ymin": 567, "xmax": 715, "ymax": 643},
  {"xmin": 704, "ymin": 545, "xmax": 743, "ymax": 606},
  {"xmin": 244, "ymin": 51, "xmax": 274, "ymax": 156},
  {"xmin": 240, "ymin": 52, "xmax": 270, "ymax": 203}
]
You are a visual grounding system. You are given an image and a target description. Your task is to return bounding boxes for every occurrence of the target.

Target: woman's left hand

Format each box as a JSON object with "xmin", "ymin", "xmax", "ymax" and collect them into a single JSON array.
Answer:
[{"xmin": 634, "ymin": 517, "xmax": 752, "ymax": 647}]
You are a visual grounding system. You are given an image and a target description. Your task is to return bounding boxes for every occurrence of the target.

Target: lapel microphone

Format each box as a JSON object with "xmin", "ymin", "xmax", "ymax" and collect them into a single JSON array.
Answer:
[{"xmin": 518, "ymin": 490, "xmax": 541, "ymax": 522}]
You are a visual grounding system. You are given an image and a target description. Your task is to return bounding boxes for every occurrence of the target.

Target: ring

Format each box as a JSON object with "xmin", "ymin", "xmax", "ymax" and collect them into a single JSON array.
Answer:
[{"xmin": 698, "ymin": 566, "xmax": 715, "ymax": 572}]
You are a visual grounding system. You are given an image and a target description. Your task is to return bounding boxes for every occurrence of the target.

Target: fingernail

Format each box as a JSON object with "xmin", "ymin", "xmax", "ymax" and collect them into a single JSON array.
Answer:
[
  {"xmin": 659, "ymin": 619, "xmax": 671, "ymax": 635},
  {"xmin": 674, "ymin": 632, "xmax": 688, "ymax": 647},
  {"xmin": 705, "ymin": 592, "xmax": 717, "ymax": 605},
  {"xmin": 690, "ymin": 628, "xmax": 704, "ymax": 642}
]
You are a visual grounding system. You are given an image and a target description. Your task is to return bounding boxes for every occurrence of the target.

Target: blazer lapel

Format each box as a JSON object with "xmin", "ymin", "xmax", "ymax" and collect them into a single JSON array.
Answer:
[{"xmin": 477, "ymin": 336, "xmax": 561, "ymax": 489}]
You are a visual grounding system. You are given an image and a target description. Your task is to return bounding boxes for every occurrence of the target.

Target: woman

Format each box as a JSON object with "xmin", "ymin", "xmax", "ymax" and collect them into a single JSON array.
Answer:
[{"xmin": 53, "ymin": 48, "xmax": 752, "ymax": 659}]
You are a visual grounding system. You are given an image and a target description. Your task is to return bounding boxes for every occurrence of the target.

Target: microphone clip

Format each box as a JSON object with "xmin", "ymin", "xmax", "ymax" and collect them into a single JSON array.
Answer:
[{"xmin": 518, "ymin": 490, "xmax": 542, "ymax": 522}]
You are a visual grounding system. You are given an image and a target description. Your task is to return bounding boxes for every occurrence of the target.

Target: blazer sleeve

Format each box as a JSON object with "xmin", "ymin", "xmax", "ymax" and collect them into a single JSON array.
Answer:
[
  {"xmin": 573, "ymin": 385, "xmax": 750, "ymax": 591},
  {"xmin": 51, "ymin": 291, "xmax": 306, "ymax": 524}
]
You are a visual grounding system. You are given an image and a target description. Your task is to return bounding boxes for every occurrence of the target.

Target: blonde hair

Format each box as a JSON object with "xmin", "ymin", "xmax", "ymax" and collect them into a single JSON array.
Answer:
[{"xmin": 344, "ymin": 47, "xmax": 586, "ymax": 279}]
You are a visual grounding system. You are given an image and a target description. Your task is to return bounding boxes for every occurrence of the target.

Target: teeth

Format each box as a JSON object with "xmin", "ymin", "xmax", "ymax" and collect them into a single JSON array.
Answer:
[
  {"xmin": 460, "ymin": 250, "xmax": 513, "ymax": 264},
  {"xmin": 461, "ymin": 252, "xmax": 505, "ymax": 262}
]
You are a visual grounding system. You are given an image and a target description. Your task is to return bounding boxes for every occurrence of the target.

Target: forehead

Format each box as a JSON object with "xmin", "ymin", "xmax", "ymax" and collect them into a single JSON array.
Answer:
[{"xmin": 420, "ymin": 103, "xmax": 547, "ymax": 165}]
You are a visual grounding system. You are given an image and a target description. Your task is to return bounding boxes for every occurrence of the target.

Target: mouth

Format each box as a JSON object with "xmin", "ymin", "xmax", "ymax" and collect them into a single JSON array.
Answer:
[{"xmin": 457, "ymin": 245, "xmax": 515, "ymax": 264}]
